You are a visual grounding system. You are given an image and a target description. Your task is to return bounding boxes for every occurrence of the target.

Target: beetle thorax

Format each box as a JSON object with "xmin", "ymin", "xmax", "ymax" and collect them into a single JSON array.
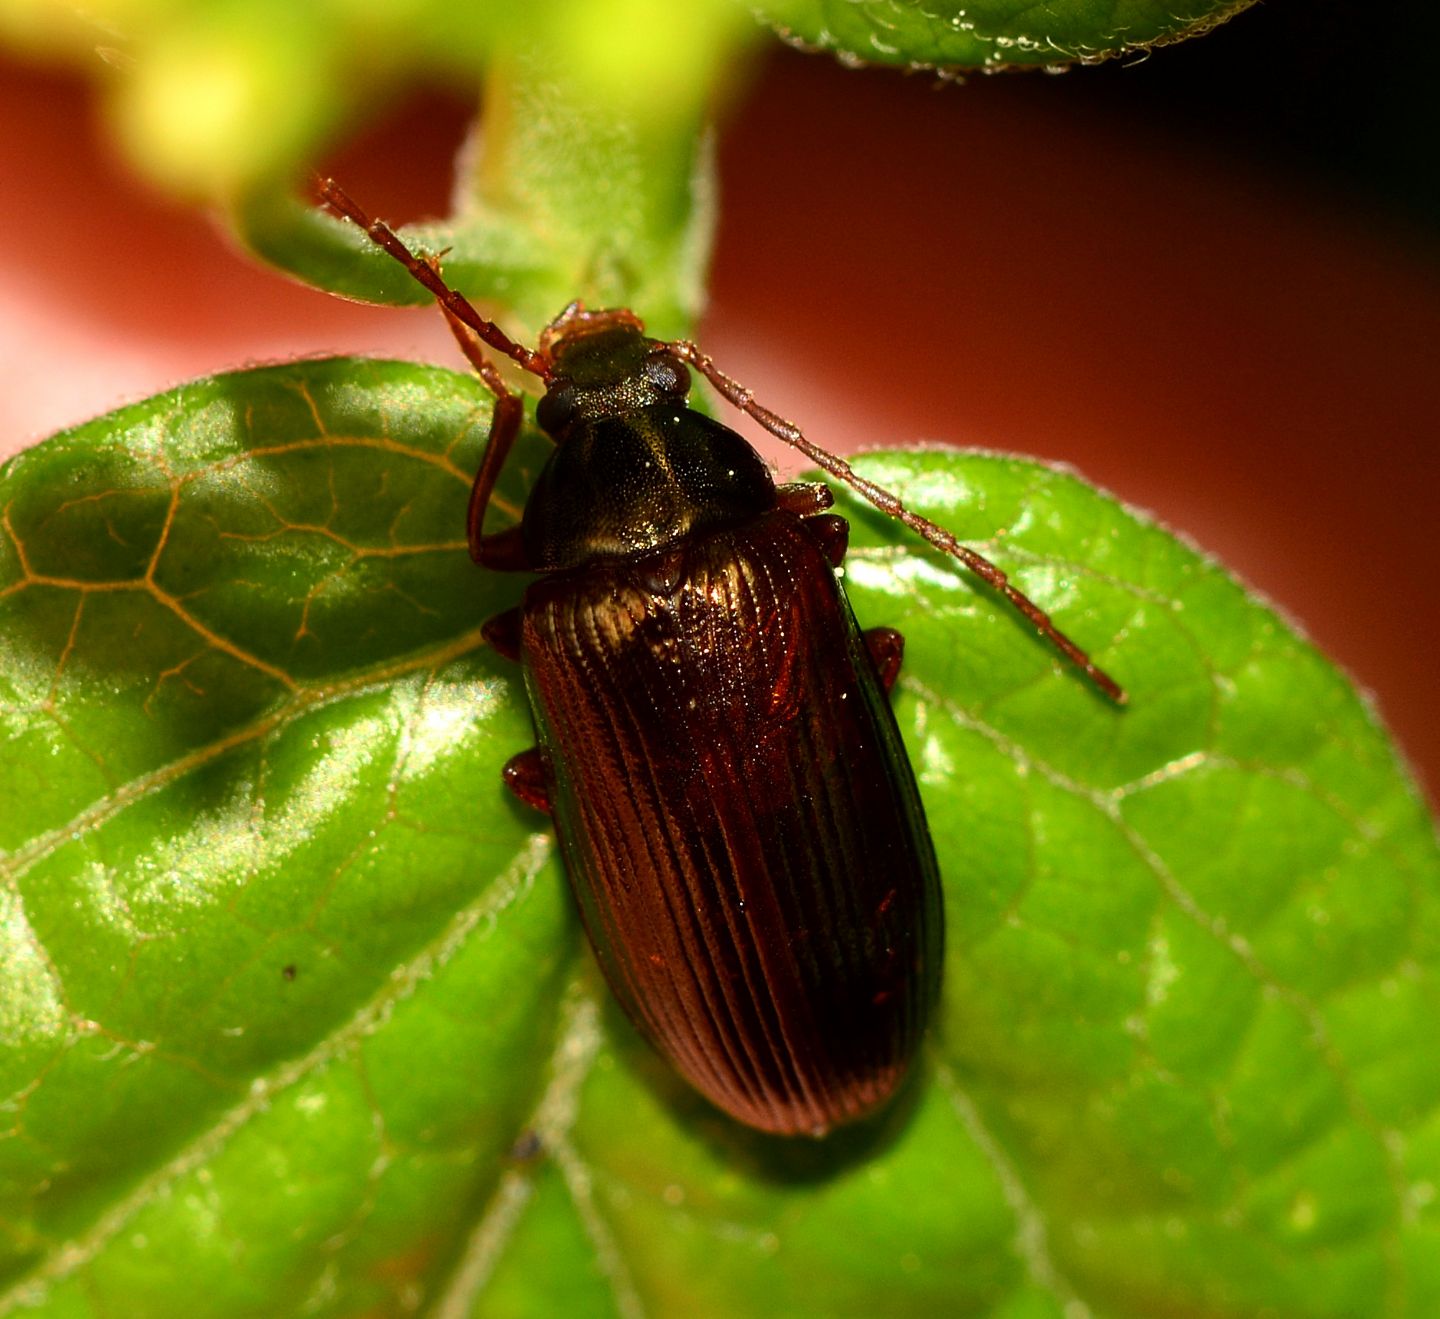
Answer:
[{"xmin": 521, "ymin": 405, "xmax": 778, "ymax": 571}]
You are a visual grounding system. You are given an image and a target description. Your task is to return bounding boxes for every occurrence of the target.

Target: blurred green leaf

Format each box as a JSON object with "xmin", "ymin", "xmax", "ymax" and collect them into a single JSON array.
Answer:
[
  {"xmin": 235, "ymin": 31, "xmax": 725, "ymax": 341},
  {"xmin": 0, "ymin": 0, "xmax": 751, "ymax": 207},
  {"xmin": 2, "ymin": 362, "xmax": 1436, "ymax": 1315},
  {"xmin": 753, "ymin": 0, "xmax": 1259, "ymax": 70},
  {"xmin": 0, "ymin": 0, "xmax": 1259, "ymax": 217}
]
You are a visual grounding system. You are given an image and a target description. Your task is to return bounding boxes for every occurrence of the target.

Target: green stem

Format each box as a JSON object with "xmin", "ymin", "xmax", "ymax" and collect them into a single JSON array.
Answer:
[{"xmin": 232, "ymin": 5, "xmax": 756, "ymax": 341}]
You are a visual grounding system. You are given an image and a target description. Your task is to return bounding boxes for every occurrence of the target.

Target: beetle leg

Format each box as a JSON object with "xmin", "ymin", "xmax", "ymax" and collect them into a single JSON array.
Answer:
[
  {"xmin": 482, "ymin": 608, "xmax": 524, "ymax": 662},
  {"xmin": 775, "ymin": 482, "xmax": 834, "ymax": 517},
  {"xmin": 313, "ymin": 178, "xmax": 549, "ymax": 572},
  {"xmin": 474, "ymin": 524, "xmax": 531, "ymax": 571},
  {"xmin": 503, "ymin": 749, "xmax": 553, "ymax": 815},
  {"xmin": 433, "ymin": 274, "xmax": 540, "ymax": 570},
  {"xmin": 465, "ymin": 394, "xmax": 532, "ymax": 565},
  {"xmin": 805, "ymin": 513, "xmax": 851, "ymax": 568},
  {"xmin": 782, "ymin": 484, "xmax": 847, "ymax": 564},
  {"xmin": 864, "ymin": 627, "xmax": 905, "ymax": 693}
]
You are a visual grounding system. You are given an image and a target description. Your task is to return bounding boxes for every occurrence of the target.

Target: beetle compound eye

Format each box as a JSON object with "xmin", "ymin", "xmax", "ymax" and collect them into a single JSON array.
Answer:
[
  {"xmin": 536, "ymin": 381, "xmax": 579, "ymax": 436},
  {"xmin": 642, "ymin": 352, "xmax": 691, "ymax": 397}
]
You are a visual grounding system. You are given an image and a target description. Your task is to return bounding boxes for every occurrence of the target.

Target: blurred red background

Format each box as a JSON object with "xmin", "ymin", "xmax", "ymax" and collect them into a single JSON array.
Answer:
[{"xmin": 1, "ymin": 28, "xmax": 1436, "ymax": 807}]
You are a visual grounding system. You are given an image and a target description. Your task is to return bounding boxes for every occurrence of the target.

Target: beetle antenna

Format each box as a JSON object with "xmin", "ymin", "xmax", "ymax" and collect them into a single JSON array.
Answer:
[
  {"xmin": 670, "ymin": 340, "xmax": 1126, "ymax": 704},
  {"xmin": 312, "ymin": 175, "xmax": 552, "ymax": 382}
]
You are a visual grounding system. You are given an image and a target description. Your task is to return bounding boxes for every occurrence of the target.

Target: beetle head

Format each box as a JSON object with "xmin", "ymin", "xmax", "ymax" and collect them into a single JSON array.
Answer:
[{"xmin": 535, "ymin": 303, "xmax": 693, "ymax": 440}]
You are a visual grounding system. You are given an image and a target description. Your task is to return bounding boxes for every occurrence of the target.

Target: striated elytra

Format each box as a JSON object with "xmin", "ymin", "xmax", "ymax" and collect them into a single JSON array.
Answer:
[{"xmin": 317, "ymin": 179, "xmax": 1122, "ymax": 1137}]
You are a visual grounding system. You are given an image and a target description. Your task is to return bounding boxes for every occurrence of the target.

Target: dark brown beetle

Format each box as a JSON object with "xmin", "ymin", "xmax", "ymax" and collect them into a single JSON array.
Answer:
[{"xmin": 317, "ymin": 180, "xmax": 1123, "ymax": 1137}]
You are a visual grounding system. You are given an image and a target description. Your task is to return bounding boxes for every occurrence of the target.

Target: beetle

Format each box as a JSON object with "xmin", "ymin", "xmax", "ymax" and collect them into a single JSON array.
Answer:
[{"xmin": 316, "ymin": 179, "xmax": 1123, "ymax": 1136}]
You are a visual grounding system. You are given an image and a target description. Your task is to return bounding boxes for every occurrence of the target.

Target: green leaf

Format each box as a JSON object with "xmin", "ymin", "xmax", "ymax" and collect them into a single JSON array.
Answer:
[
  {"xmin": 752, "ymin": 0, "xmax": 1259, "ymax": 70},
  {"xmin": 836, "ymin": 453, "xmax": 1440, "ymax": 1314},
  {"xmin": 0, "ymin": 360, "xmax": 563, "ymax": 1316},
  {"xmin": 3, "ymin": 362, "xmax": 1437, "ymax": 1316}
]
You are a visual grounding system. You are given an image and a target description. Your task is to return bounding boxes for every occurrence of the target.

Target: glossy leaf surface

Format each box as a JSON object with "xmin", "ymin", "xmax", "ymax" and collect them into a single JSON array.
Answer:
[
  {"xmin": 752, "ymin": 0, "xmax": 1259, "ymax": 70},
  {"xmin": 2, "ymin": 361, "xmax": 1437, "ymax": 1316}
]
